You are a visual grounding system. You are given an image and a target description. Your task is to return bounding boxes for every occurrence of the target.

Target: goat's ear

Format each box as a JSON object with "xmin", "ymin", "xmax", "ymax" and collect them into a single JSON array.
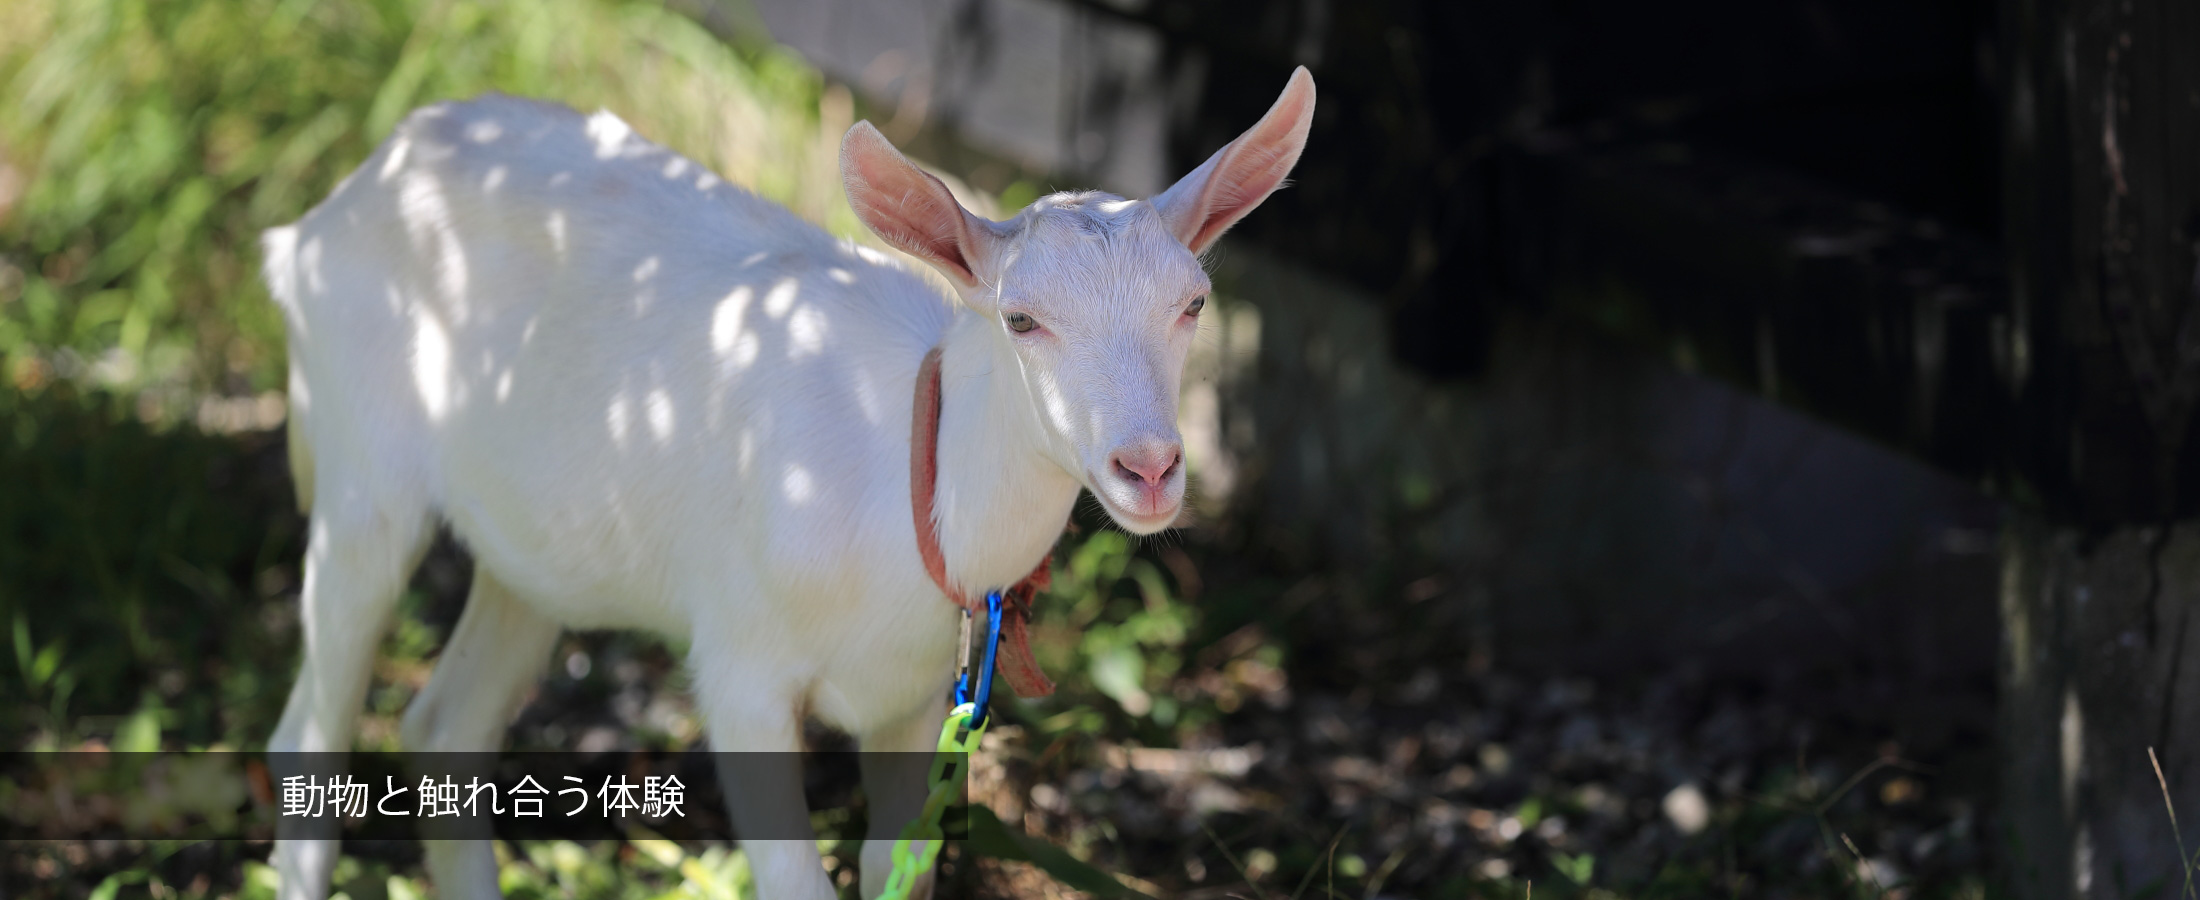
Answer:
[
  {"xmin": 1151, "ymin": 66, "xmax": 1315, "ymax": 255},
  {"xmin": 841, "ymin": 121, "xmax": 1003, "ymax": 289}
]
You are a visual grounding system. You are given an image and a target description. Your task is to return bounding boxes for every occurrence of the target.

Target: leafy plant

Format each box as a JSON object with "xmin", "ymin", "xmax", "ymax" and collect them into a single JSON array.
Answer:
[{"xmin": 1030, "ymin": 529, "xmax": 1198, "ymax": 734}]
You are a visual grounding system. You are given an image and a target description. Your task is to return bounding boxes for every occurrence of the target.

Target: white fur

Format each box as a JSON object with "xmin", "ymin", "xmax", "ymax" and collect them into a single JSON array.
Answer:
[{"xmin": 261, "ymin": 68, "xmax": 1312, "ymax": 900}]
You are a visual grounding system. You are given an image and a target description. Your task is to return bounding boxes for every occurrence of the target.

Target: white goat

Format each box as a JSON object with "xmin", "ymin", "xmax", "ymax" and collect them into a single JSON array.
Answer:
[{"xmin": 259, "ymin": 66, "xmax": 1313, "ymax": 900}]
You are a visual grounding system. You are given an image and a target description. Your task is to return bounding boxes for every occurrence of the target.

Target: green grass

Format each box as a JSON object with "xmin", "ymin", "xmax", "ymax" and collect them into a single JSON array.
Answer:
[{"xmin": 0, "ymin": 0, "xmax": 856, "ymax": 411}]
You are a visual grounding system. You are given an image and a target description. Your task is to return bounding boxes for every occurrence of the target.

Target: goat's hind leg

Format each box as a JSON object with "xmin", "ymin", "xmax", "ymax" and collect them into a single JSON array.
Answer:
[
  {"xmin": 270, "ymin": 506, "xmax": 431, "ymax": 900},
  {"xmin": 401, "ymin": 570, "xmax": 560, "ymax": 900}
]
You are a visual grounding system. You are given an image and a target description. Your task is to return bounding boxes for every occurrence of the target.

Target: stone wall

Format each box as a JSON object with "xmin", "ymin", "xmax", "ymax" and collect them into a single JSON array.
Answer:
[{"xmin": 1193, "ymin": 248, "xmax": 2001, "ymax": 705}]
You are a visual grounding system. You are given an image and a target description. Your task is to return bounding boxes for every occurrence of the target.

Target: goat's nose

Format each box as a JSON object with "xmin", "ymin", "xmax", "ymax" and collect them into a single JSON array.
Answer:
[{"xmin": 1110, "ymin": 441, "xmax": 1183, "ymax": 487}]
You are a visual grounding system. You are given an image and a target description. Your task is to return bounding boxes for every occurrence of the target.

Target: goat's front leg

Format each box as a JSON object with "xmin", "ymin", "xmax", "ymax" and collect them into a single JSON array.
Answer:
[
  {"xmin": 858, "ymin": 692, "xmax": 951, "ymax": 900},
  {"xmin": 693, "ymin": 651, "xmax": 837, "ymax": 900}
]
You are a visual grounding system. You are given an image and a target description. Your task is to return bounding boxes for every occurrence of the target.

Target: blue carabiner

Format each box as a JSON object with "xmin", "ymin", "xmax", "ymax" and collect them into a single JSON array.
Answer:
[{"xmin": 951, "ymin": 591, "xmax": 1006, "ymax": 725}]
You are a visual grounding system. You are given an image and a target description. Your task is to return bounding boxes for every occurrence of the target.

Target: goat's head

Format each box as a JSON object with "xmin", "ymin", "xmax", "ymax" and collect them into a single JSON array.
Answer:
[{"xmin": 842, "ymin": 67, "xmax": 1315, "ymax": 535}]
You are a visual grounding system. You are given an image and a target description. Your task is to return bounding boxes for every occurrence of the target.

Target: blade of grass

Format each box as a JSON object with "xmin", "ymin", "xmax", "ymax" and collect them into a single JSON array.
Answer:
[
  {"xmin": 1840, "ymin": 833, "xmax": 1884, "ymax": 899},
  {"xmin": 1201, "ymin": 820, "xmax": 1270, "ymax": 900},
  {"xmin": 970, "ymin": 803, "xmax": 1159, "ymax": 900},
  {"xmin": 2149, "ymin": 747, "xmax": 2197, "ymax": 900},
  {"xmin": 1817, "ymin": 755, "xmax": 1934, "ymax": 817},
  {"xmin": 1289, "ymin": 826, "xmax": 1349, "ymax": 900},
  {"xmin": 1361, "ymin": 847, "xmax": 1404, "ymax": 900}
]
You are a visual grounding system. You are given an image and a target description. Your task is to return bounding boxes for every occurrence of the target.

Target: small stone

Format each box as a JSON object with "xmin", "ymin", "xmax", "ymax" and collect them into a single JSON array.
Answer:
[
  {"xmin": 1663, "ymin": 783, "xmax": 1710, "ymax": 835},
  {"xmin": 1477, "ymin": 743, "xmax": 1512, "ymax": 777}
]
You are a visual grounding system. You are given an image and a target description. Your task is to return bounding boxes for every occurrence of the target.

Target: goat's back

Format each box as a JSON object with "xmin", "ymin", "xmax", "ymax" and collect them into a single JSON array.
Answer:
[{"xmin": 262, "ymin": 94, "xmax": 955, "ymax": 627}]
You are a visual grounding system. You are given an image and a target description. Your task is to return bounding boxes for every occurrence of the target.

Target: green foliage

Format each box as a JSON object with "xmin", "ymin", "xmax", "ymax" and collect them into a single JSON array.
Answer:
[
  {"xmin": 1554, "ymin": 851, "xmax": 1597, "ymax": 886},
  {"xmin": 0, "ymin": 0, "xmax": 852, "ymax": 410},
  {"xmin": 1029, "ymin": 529, "xmax": 1202, "ymax": 736},
  {"xmin": 0, "ymin": 384, "xmax": 303, "ymax": 748}
]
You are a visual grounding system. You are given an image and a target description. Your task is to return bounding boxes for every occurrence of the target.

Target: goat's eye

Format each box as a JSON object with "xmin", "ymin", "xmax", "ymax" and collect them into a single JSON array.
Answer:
[
  {"xmin": 1004, "ymin": 311, "xmax": 1038, "ymax": 333},
  {"xmin": 1184, "ymin": 295, "xmax": 1207, "ymax": 317}
]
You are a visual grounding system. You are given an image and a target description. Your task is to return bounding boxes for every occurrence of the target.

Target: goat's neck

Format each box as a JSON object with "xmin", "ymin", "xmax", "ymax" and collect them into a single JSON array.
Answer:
[{"xmin": 928, "ymin": 310, "xmax": 1081, "ymax": 593}]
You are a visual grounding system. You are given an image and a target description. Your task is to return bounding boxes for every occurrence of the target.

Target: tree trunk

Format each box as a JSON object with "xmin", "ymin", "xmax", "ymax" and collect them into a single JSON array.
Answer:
[
  {"xmin": 1998, "ymin": 0, "xmax": 2200, "ymax": 892},
  {"xmin": 2000, "ymin": 518, "xmax": 2200, "ymax": 898}
]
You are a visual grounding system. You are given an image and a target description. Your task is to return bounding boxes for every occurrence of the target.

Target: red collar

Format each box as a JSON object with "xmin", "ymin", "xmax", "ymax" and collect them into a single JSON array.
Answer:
[{"xmin": 910, "ymin": 346, "xmax": 1058, "ymax": 698}]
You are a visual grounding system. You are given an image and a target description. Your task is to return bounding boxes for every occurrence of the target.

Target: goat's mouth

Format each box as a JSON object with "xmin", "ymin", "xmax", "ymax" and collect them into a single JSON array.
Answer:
[{"xmin": 1086, "ymin": 474, "xmax": 1183, "ymax": 534}]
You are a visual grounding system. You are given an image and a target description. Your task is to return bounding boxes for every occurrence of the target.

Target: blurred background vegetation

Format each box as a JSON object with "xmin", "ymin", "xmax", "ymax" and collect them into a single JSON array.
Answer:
[{"xmin": 0, "ymin": 0, "xmax": 861, "ymax": 408}]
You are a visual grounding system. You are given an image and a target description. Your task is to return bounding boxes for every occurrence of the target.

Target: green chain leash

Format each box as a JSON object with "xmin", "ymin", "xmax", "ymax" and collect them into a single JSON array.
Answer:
[
  {"xmin": 878, "ymin": 591, "xmax": 1005, "ymax": 900},
  {"xmin": 877, "ymin": 701, "xmax": 986, "ymax": 900}
]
